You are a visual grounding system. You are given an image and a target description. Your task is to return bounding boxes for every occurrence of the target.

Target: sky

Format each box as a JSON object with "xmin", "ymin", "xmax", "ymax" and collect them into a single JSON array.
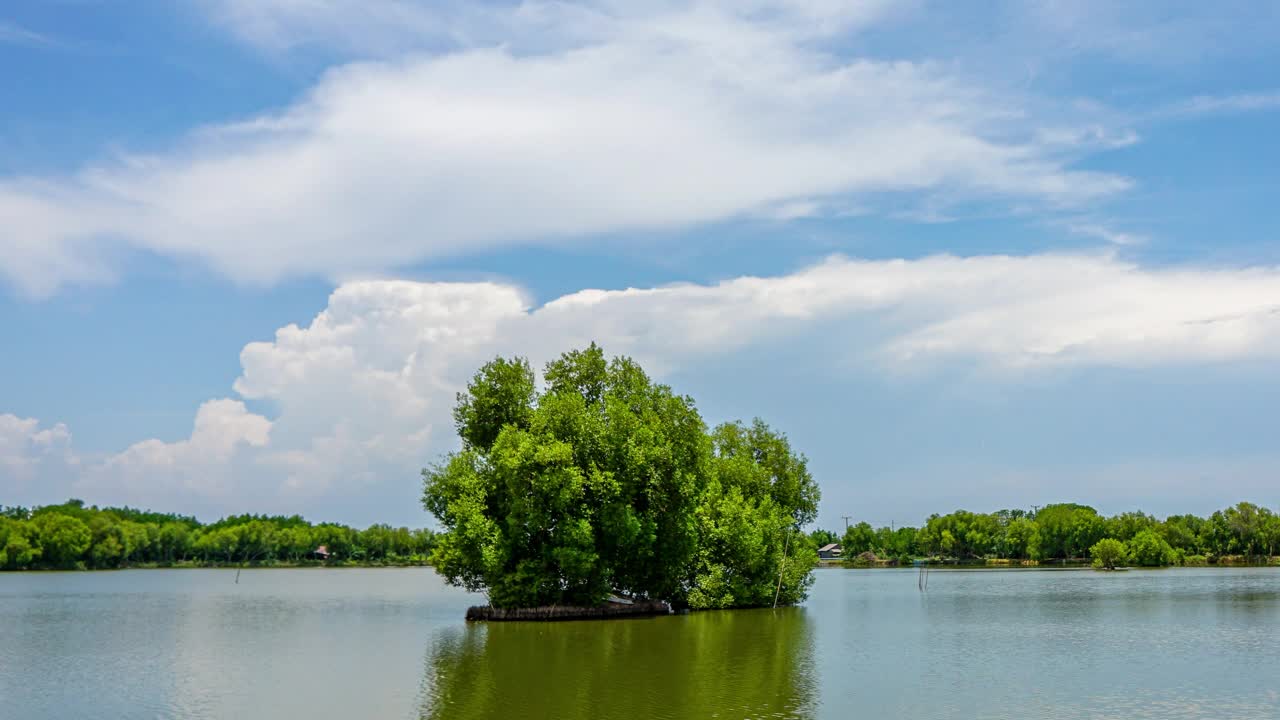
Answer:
[{"xmin": 2, "ymin": 0, "xmax": 1279, "ymax": 529}]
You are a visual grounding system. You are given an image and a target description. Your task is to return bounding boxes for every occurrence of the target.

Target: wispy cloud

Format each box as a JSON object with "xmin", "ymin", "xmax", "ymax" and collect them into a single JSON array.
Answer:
[
  {"xmin": 1066, "ymin": 222, "xmax": 1147, "ymax": 247},
  {"xmin": 0, "ymin": 0, "xmax": 1132, "ymax": 298},
  {"xmin": 1163, "ymin": 91, "xmax": 1280, "ymax": 118},
  {"xmin": 0, "ymin": 19, "xmax": 56, "ymax": 48}
]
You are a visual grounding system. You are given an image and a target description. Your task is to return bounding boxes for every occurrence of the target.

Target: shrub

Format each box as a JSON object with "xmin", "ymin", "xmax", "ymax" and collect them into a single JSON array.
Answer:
[
  {"xmin": 846, "ymin": 551, "xmax": 878, "ymax": 568},
  {"xmin": 1090, "ymin": 538, "xmax": 1128, "ymax": 570}
]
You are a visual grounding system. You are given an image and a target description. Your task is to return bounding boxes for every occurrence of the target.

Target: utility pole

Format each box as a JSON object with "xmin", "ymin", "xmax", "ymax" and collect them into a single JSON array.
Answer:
[{"xmin": 841, "ymin": 515, "xmax": 853, "ymax": 531}]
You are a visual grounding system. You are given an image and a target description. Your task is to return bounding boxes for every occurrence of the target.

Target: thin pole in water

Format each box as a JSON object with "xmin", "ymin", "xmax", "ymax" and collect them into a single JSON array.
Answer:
[{"xmin": 773, "ymin": 527, "xmax": 792, "ymax": 609}]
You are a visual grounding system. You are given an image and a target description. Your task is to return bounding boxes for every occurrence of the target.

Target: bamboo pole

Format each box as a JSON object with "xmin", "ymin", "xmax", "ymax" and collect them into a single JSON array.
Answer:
[{"xmin": 773, "ymin": 526, "xmax": 792, "ymax": 609}]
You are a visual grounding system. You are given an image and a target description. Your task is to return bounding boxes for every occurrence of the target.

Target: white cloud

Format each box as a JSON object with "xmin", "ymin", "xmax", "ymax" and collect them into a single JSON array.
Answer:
[
  {"xmin": 0, "ymin": 414, "xmax": 78, "ymax": 494},
  {"xmin": 36, "ymin": 252, "xmax": 1280, "ymax": 514},
  {"xmin": 75, "ymin": 400, "xmax": 271, "ymax": 507},
  {"xmin": 1, "ymin": 0, "xmax": 1131, "ymax": 297}
]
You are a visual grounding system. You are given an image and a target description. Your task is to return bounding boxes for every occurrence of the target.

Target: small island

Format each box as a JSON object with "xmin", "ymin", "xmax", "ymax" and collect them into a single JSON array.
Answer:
[{"xmin": 421, "ymin": 344, "xmax": 821, "ymax": 618}]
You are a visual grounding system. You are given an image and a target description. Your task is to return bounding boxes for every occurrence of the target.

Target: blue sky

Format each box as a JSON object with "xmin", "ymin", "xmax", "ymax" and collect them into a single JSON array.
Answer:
[{"xmin": 2, "ymin": 1, "xmax": 1279, "ymax": 528}]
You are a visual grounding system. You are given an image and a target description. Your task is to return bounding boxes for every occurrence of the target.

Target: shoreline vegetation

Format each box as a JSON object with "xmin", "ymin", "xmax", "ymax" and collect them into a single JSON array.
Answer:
[
  {"xmin": 422, "ymin": 344, "xmax": 822, "ymax": 619},
  {"xmin": 807, "ymin": 501, "xmax": 1280, "ymax": 571},
  {"xmin": 0, "ymin": 499, "xmax": 436, "ymax": 572}
]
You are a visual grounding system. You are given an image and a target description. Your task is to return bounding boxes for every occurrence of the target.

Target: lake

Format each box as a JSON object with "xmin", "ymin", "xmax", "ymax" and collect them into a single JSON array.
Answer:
[{"xmin": 2, "ymin": 566, "xmax": 1277, "ymax": 719}]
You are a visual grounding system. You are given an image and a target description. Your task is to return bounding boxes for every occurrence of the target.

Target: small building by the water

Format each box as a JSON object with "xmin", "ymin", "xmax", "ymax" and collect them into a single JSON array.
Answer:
[
  {"xmin": 311, "ymin": 545, "xmax": 331, "ymax": 561},
  {"xmin": 818, "ymin": 543, "xmax": 843, "ymax": 560}
]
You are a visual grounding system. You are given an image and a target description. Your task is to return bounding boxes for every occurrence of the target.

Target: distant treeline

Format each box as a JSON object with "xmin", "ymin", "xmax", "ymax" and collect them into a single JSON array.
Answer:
[
  {"xmin": 0, "ymin": 499, "xmax": 436, "ymax": 571},
  {"xmin": 808, "ymin": 502, "xmax": 1280, "ymax": 567}
]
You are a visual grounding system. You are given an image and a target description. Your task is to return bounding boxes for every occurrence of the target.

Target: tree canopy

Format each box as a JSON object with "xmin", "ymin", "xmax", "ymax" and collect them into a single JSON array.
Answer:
[
  {"xmin": 823, "ymin": 500, "xmax": 1280, "ymax": 568},
  {"xmin": 1090, "ymin": 538, "xmax": 1128, "ymax": 570},
  {"xmin": 422, "ymin": 344, "xmax": 820, "ymax": 609},
  {"xmin": 0, "ymin": 500, "xmax": 435, "ymax": 571}
]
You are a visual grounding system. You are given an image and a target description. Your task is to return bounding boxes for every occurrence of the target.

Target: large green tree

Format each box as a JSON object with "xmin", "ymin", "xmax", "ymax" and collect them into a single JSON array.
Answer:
[
  {"xmin": 841, "ymin": 522, "xmax": 875, "ymax": 555},
  {"xmin": 1127, "ymin": 529, "xmax": 1177, "ymax": 566},
  {"xmin": 1001, "ymin": 517, "xmax": 1040, "ymax": 560},
  {"xmin": 918, "ymin": 510, "xmax": 1000, "ymax": 559},
  {"xmin": 422, "ymin": 345, "xmax": 820, "ymax": 609},
  {"xmin": 0, "ymin": 519, "xmax": 40, "ymax": 569},
  {"xmin": 32, "ymin": 513, "xmax": 91, "ymax": 567},
  {"xmin": 1035, "ymin": 504, "xmax": 1106, "ymax": 560},
  {"xmin": 688, "ymin": 420, "xmax": 820, "ymax": 609}
]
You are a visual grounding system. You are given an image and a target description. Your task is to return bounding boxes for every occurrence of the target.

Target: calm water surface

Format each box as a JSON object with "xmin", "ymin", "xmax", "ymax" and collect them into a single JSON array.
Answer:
[{"xmin": 2, "ymin": 567, "xmax": 1277, "ymax": 719}]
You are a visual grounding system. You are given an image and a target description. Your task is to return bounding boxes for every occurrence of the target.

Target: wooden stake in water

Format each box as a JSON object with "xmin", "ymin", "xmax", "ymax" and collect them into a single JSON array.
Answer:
[{"xmin": 773, "ymin": 528, "xmax": 792, "ymax": 609}]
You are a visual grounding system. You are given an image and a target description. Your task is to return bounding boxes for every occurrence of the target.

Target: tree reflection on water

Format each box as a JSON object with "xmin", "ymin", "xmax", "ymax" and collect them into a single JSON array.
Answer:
[{"xmin": 420, "ymin": 607, "xmax": 816, "ymax": 720}]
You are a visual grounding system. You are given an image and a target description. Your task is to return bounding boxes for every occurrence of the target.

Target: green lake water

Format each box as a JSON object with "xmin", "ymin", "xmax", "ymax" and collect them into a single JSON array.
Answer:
[{"xmin": 2, "ymin": 566, "xmax": 1277, "ymax": 719}]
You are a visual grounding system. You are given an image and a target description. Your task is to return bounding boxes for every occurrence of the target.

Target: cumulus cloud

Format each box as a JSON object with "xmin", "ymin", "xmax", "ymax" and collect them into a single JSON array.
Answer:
[
  {"xmin": 62, "ymin": 400, "xmax": 269, "ymax": 509},
  {"xmin": 20, "ymin": 252, "xmax": 1273, "ymax": 516},
  {"xmin": 0, "ymin": 0, "xmax": 1132, "ymax": 297},
  {"xmin": 0, "ymin": 415, "xmax": 79, "ymax": 501},
  {"xmin": 97, "ymin": 400, "xmax": 270, "ymax": 479}
]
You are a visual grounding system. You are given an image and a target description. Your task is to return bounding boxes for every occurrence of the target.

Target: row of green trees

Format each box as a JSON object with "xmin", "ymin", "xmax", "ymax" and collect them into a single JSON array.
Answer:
[
  {"xmin": 814, "ymin": 502, "xmax": 1280, "ymax": 567},
  {"xmin": 0, "ymin": 500, "xmax": 436, "ymax": 570},
  {"xmin": 423, "ymin": 345, "xmax": 821, "ymax": 610}
]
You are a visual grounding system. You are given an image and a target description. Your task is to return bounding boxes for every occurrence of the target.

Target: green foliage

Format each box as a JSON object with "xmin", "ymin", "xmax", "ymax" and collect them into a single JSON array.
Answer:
[
  {"xmin": 1090, "ymin": 538, "xmax": 1128, "ymax": 569},
  {"xmin": 918, "ymin": 511, "xmax": 1000, "ymax": 559},
  {"xmin": 841, "ymin": 522, "xmax": 876, "ymax": 555},
  {"xmin": 1034, "ymin": 504, "xmax": 1106, "ymax": 560},
  {"xmin": 1000, "ymin": 517, "xmax": 1040, "ymax": 560},
  {"xmin": 881, "ymin": 527, "xmax": 919, "ymax": 562},
  {"xmin": 1160, "ymin": 514, "xmax": 1205, "ymax": 554},
  {"xmin": 1219, "ymin": 502, "xmax": 1276, "ymax": 558},
  {"xmin": 834, "ymin": 501, "xmax": 1280, "ymax": 566},
  {"xmin": 837, "ymin": 522, "xmax": 919, "ymax": 565},
  {"xmin": 1106, "ymin": 512, "xmax": 1158, "ymax": 541},
  {"xmin": 807, "ymin": 529, "xmax": 838, "ymax": 548},
  {"xmin": 423, "ymin": 346, "xmax": 821, "ymax": 609},
  {"xmin": 0, "ymin": 518, "xmax": 40, "ymax": 568},
  {"xmin": 689, "ymin": 421, "xmax": 820, "ymax": 609},
  {"xmin": 1127, "ymin": 529, "xmax": 1177, "ymax": 567},
  {"xmin": 0, "ymin": 501, "xmax": 436, "ymax": 571},
  {"xmin": 452, "ymin": 355, "xmax": 537, "ymax": 451},
  {"xmin": 33, "ymin": 513, "xmax": 92, "ymax": 567}
]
